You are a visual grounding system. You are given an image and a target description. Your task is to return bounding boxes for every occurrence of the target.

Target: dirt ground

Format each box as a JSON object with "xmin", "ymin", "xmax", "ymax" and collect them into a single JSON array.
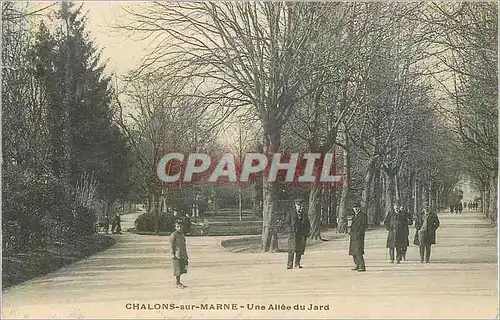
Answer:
[{"xmin": 2, "ymin": 210, "xmax": 497, "ymax": 319}]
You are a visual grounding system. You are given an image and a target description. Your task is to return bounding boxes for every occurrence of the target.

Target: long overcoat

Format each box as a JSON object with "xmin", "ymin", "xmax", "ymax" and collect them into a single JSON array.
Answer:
[
  {"xmin": 413, "ymin": 211, "xmax": 440, "ymax": 245},
  {"xmin": 397, "ymin": 210, "xmax": 413, "ymax": 247},
  {"xmin": 384, "ymin": 209, "xmax": 413, "ymax": 248},
  {"xmin": 286, "ymin": 208, "xmax": 310, "ymax": 254},
  {"xmin": 349, "ymin": 209, "xmax": 368, "ymax": 256},
  {"xmin": 170, "ymin": 230, "xmax": 189, "ymax": 276}
]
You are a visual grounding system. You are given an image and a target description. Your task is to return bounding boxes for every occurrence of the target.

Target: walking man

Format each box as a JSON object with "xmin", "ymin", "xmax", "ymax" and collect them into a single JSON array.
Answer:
[
  {"xmin": 399, "ymin": 204, "xmax": 413, "ymax": 261},
  {"xmin": 286, "ymin": 198, "xmax": 310, "ymax": 269},
  {"xmin": 414, "ymin": 202, "xmax": 440, "ymax": 263},
  {"xmin": 349, "ymin": 202, "xmax": 368, "ymax": 272},
  {"xmin": 170, "ymin": 220, "xmax": 189, "ymax": 289}
]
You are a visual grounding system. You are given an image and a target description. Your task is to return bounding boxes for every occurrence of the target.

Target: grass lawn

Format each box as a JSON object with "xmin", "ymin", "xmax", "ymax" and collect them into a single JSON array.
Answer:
[{"xmin": 2, "ymin": 234, "xmax": 115, "ymax": 290}]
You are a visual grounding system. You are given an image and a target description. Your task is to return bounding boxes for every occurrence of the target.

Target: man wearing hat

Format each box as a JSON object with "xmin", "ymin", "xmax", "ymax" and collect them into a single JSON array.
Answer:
[
  {"xmin": 170, "ymin": 220, "xmax": 189, "ymax": 288},
  {"xmin": 349, "ymin": 202, "xmax": 368, "ymax": 272},
  {"xmin": 285, "ymin": 198, "xmax": 311, "ymax": 269},
  {"xmin": 414, "ymin": 202, "xmax": 440, "ymax": 263}
]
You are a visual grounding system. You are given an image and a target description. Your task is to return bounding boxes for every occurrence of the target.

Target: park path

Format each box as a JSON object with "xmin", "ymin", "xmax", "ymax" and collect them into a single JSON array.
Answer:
[{"xmin": 2, "ymin": 210, "xmax": 497, "ymax": 319}]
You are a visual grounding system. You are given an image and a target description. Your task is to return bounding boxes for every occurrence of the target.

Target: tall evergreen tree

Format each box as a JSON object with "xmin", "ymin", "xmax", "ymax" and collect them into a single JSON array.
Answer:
[{"xmin": 36, "ymin": 2, "xmax": 133, "ymax": 203}]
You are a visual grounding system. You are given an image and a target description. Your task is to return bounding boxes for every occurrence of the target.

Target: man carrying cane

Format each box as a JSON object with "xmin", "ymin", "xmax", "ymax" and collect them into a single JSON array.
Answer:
[{"xmin": 349, "ymin": 202, "xmax": 368, "ymax": 272}]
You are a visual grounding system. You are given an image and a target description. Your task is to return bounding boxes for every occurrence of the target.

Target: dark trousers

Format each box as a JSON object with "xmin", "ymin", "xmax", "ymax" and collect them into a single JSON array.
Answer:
[
  {"xmin": 396, "ymin": 247, "xmax": 405, "ymax": 262},
  {"xmin": 389, "ymin": 247, "xmax": 395, "ymax": 262},
  {"xmin": 419, "ymin": 244, "xmax": 432, "ymax": 262},
  {"xmin": 353, "ymin": 254, "xmax": 365, "ymax": 270},
  {"xmin": 389, "ymin": 247, "xmax": 404, "ymax": 262},
  {"xmin": 402, "ymin": 246, "xmax": 408, "ymax": 259},
  {"xmin": 287, "ymin": 251, "xmax": 302, "ymax": 268}
]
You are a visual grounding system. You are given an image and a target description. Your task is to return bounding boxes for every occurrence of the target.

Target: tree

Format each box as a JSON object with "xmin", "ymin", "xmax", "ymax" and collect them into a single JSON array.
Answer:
[
  {"xmin": 121, "ymin": 2, "xmax": 337, "ymax": 250},
  {"xmin": 424, "ymin": 3, "xmax": 497, "ymax": 221},
  {"xmin": 116, "ymin": 71, "xmax": 217, "ymax": 232}
]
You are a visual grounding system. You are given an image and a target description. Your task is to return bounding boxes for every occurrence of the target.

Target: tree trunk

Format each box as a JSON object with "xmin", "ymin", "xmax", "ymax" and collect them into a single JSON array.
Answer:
[
  {"xmin": 395, "ymin": 175, "xmax": 401, "ymax": 202},
  {"xmin": 308, "ymin": 182, "xmax": 322, "ymax": 239},
  {"xmin": 252, "ymin": 180, "xmax": 263, "ymax": 217},
  {"xmin": 373, "ymin": 167, "xmax": 382, "ymax": 226},
  {"xmin": 338, "ymin": 145, "xmax": 350, "ymax": 233},
  {"xmin": 408, "ymin": 171, "xmax": 415, "ymax": 218},
  {"xmin": 238, "ymin": 188, "xmax": 243, "ymax": 221},
  {"xmin": 261, "ymin": 131, "xmax": 280, "ymax": 252},
  {"xmin": 147, "ymin": 192, "xmax": 152, "ymax": 213},
  {"xmin": 329, "ymin": 188, "xmax": 338, "ymax": 228},
  {"xmin": 385, "ymin": 171, "xmax": 396, "ymax": 214},
  {"xmin": 488, "ymin": 173, "xmax": 497, "ymax": 222},
  {"xmin": 362, "ymin": 157, "xmax": 378, "ymax": 226},
  {"xmin": 153, "ymin": 189, "xmax": 161, "ymax": 234}
]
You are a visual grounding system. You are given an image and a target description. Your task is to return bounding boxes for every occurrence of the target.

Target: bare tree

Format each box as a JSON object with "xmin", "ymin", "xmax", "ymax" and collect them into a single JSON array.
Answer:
[
  {"xmin": 120, "ymin": 2, "xmax": 335, "ymax": 250},
  {"xmin": 423, "ymin": 3, "xmax": 497, "ymax": 221},
  {"xmin": 115, "ymin": 72, "xmax": 216, "ymax": 232}
]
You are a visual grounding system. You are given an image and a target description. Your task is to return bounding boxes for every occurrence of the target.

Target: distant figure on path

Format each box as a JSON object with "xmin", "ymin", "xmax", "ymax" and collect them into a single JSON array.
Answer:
[
  {"xmin": 286, "ymin": 198, "xmax": 310, "ymax": 269},
  {"xmin": 102, "ymin": 214, "xmax": 110, "ymax": 234},
  {"xmin": 182, "ymin": 213, "xmax": 192, "ymax": 235},
  {"xmin": 111, "ymin": 212, "xmax": 122, "ymax": 234},
  {"xmin": 414, "ymin": 202, "xmax": 440, "ymax": 263},
  {"xmin": 170, "ymin": 220, "xmax": 189, "ymax": 289},
  {"xmin": 349, "ymin": 202, "xmax": 368, "ymax": 272}
]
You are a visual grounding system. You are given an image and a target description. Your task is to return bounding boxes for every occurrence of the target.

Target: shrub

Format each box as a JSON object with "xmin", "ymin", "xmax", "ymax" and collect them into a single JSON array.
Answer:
[
  {"xmin": 134, "ymin": 212, "xmax": 175, "ymax": 233},
  {"xmin": 2, "ymin": 172, "xmax": 95, "ymax": 255}
]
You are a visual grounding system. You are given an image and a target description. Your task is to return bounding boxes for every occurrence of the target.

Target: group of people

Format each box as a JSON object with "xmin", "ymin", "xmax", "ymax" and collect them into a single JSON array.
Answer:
[
  {"xmin": 100, "ymin": 212, "xmax": 122, "ymax": 234},
  {"xmin": 286, "ymin": 198, "xmax": 440, "ymax": 272},
  {"xmin": 168, "ymin": 198, "xmax": 441, "ymax": 289},
  {"xmin": 450, "ymin": 203, "xmax": 463, "ymax": 214},
  {"xmin": 466, "ymin": 202, "xmax": 479, "ymax": 210},
  {"xmin": 450, "ymin": 201, "xmax": 478, "ymax": 214}
]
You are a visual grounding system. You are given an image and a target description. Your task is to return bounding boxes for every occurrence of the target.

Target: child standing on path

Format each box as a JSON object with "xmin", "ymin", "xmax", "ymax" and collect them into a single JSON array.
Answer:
[{"xmin": 170, "ymin": 220, "xmax": 189, "ymax": 289}]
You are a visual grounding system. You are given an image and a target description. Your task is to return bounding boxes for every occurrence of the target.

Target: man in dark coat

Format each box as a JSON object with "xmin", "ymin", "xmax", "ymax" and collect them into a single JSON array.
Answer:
[
  {"xmin": 182, "ymin": 213, "xmax": 192, "ymax": 235},
  {"xmin": 286, "ymin": 198, "xmax": 310, "ymax": 269},
  {"xmin": 170, "ymin": 220, "xmax": 189, "ymax": 289},
  {"xmin": 398, "ymin": 205, "xmax": 413, "ymax": 261},
  {"xmin": 385, "ymin": 202, "xmax": 413, "ymax": 263},
  {"xmin": 414, "ymin": 202, "xmax": 440, "ymax": 263},
  {"xmin": 384, "ymin": 203, "xmax": 398, "ymax": 263},
  {"xmin": 349, "ymin": 202, "xmax": 368, "ymax": 272}
]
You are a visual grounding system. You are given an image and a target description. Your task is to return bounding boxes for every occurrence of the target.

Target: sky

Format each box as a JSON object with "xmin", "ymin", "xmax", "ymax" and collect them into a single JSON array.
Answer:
[
  {"xmin": 79, "ymin": 1, "xmax": 149, "ymax": 77},
  {"xmin": 29, "ymin": 1, "xmax": 149, "ymax": 77}
]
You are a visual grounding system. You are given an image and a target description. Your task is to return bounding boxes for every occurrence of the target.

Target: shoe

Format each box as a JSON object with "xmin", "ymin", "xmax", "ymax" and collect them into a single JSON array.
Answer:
[
  {"xmin": 295, "ymin": 265, "xmax": 303, "ymax": 269},
  {"xmin": 425, "ymin": 260, "xmax": 430, "ymax": 263},
  {"xmin": 357, "ymin": 268, "xmax": 366, "ymax": 272},
  {"xmin": 287, "ymin": 266, "xmax": 292, "ymax": 269},
  {"xmin": 420, "ymin": 259, "xmax": 424, "ymax": 263},
  {"xmin": 351, "ymin": 267, "xmax": 358, "ymax": 271},
  {"xmin": 176, "ymin": 284, "xmax": 187, "ymax": 289},
  {"xmin": 390, "ymin": 260, "xmax": 394, "ymax": 264},
  {"xmin": 396, "ymin": 260, "xmax": 401, "ymax": 264}
]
